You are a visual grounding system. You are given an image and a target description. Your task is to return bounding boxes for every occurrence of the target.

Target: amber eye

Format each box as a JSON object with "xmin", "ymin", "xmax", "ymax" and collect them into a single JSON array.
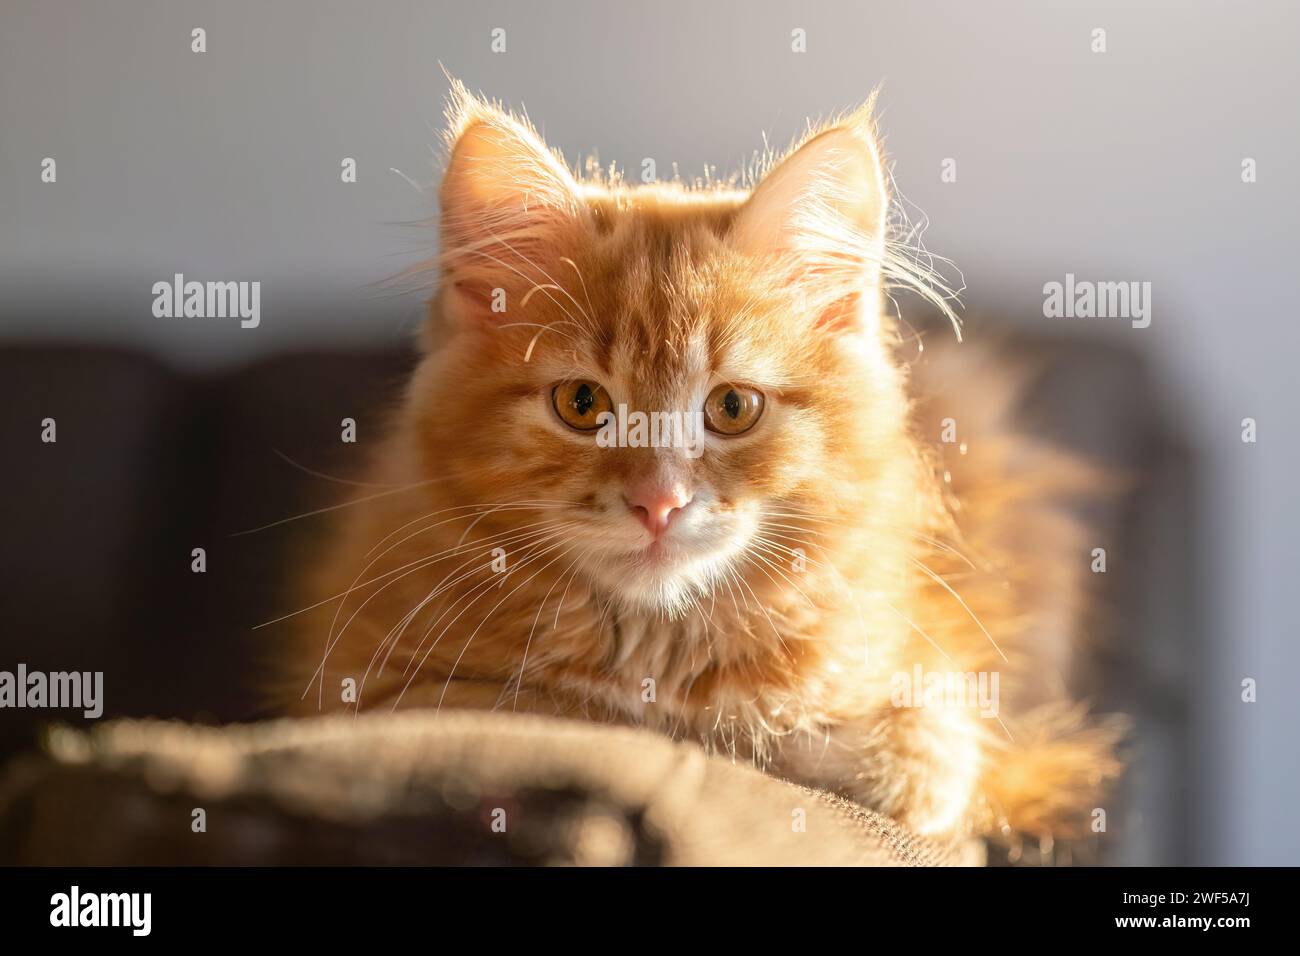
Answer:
[
  {"xmin": 703, "ymin": 383, "xmax": 765, "ymax": 435},
  {"xmin": 552, "ymin": 380, "xmax": 614, "ymax": 432}
]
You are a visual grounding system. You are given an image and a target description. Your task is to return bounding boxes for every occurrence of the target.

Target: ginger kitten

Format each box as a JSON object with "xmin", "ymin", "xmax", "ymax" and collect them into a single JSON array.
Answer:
[{"xmin": 277, "ymin": 82, "xmax": 1121, "ymax": 843}]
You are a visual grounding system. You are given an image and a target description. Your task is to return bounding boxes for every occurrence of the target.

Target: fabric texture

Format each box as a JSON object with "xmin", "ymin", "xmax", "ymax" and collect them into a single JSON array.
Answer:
[{"xmin": 0, "ymin": 711, "xmax": 982, "ymax": 866}]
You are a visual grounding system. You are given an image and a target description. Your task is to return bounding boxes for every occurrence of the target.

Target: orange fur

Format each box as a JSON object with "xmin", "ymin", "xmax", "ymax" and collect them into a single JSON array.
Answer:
[{"xmin": 273, "ymin": 83, "xmax": 1121, "ymax": 842}]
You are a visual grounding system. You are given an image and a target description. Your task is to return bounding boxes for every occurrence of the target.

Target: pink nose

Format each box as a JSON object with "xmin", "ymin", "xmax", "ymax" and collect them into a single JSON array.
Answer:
[{"xmin": 626, "ymin": 484, "xmax": 692, "ymax": 538}]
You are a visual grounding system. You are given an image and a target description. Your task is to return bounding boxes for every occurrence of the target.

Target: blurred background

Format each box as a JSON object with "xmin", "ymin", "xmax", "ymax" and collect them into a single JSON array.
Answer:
[{"xmin": 1, "ymin": 0, "xmax": 1296, "ymax": 865}]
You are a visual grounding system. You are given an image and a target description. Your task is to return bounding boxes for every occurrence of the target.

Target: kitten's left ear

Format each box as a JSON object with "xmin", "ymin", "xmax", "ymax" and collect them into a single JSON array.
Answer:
[{"xmin": 732, "ymin": 102, "xmax": 889, "ymax": 332}]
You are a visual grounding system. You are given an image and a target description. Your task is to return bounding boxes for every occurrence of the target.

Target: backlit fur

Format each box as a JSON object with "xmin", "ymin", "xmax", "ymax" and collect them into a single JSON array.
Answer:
[{"xmin": 275, "ymin": 81, "xmax": 1122, "ymax": 842}]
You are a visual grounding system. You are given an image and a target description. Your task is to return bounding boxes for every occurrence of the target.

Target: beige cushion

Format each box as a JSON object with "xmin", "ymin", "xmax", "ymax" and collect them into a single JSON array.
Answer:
[{"xmin": 0, "ymin": 711, "xmax": 982, "ymax": 866}]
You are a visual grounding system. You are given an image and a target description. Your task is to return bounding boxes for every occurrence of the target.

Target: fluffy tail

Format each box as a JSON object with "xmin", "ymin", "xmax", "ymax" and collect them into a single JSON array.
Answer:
[
  {"xmin": 908, "ymin": 329, "xmax": 1128, "ymax": 843},
  {"xmin": 981, "ymin": 704, "xmax": 1127, "ymax": 839}
]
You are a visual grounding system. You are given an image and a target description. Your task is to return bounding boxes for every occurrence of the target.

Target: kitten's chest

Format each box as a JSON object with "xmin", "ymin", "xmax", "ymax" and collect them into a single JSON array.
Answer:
[
  {"xmin": 561, "ymin": 602, "xmax": 824, "ymax": 738},
  {"xmin": 597, "ymin": 609, "xmax": 714, "ymax": 711}
]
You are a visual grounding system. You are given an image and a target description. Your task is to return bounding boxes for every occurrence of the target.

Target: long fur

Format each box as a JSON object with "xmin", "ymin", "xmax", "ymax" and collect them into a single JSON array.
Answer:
[{"xmin": 271, "ymin": 83, "xmax": 1122, "ymax": 843}]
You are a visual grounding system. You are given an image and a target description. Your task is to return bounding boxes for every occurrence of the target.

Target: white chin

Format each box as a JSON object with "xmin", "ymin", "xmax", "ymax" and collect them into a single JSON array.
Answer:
[
  {"xmin": 614, "ymin": 570, "xmax": 704, "ymax": 617},
  {"xmin": 595, "ymin": 547, "xmax": 731, "ymax": 617}
]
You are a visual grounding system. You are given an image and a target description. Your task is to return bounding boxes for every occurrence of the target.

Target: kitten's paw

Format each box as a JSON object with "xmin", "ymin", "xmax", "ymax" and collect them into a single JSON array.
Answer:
[
  {"xmin": 780, "ymin": 708, "xmax": 985, "ymax": 837},
  {"xmin": 858, "ymin": 708, "xmax": 984, "ymax": 837}
]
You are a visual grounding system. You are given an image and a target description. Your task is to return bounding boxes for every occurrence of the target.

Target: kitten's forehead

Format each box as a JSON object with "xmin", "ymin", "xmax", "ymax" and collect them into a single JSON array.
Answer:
[
  {"xmin": 565, "ymin": 202, "xmax": 795, "ymax": 397},
  {"xmin": 607, "ymin": 321, "xmax": 711, "ymax": 405}
]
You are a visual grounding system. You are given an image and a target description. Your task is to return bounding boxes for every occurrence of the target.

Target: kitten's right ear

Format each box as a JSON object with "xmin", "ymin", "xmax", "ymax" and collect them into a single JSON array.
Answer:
[
  {"xmin": 438, "ymin": 82, "xmax": 585, "ymax": 323},
  {"xmin": 732, "ymin": 101, "xmax": 889, "ymax": 334}
]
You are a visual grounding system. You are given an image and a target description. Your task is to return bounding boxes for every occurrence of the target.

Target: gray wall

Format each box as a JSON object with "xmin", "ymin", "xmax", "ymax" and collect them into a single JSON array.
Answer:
[{"xmin": 3, "ymin": 0, "xmax": 1296, "ymax": 864}]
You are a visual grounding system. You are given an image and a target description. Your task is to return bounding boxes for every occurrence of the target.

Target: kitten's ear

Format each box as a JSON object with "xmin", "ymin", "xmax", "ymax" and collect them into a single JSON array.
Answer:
[
  {"xmin": 438, "ymin": 82, "xmax": 584, "ymax": 323},
  {"xmin": 732, "ymin": 102, "xmax": 889, "ymax": 333}
]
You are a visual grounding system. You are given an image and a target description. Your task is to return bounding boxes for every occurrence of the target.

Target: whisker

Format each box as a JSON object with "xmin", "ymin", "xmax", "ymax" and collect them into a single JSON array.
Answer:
[
  {"xmin": 391, "ymin": 535, "xmax": 575, "ymax": 711},
  {"xmin": 513, "ymin": 545, "xmax": 592, "ymax": 710},
  {"xmin": 266, "ymin": 511, "xmax": 566, "ymax": 631},
  {"xmin": 302, "ymin": 520, "xmax": 571, "ymax": 701},
  {"xmin": 909, "ymin": 556, "xmax": 1008, "ymax": 663},
  {"xmin": 728, "ymin": 557, "xmax": 792, "ymax": 656},
  {"xmin": 233, "ymin": 479, "xmax": 439, "ymax": 537},
  {"xmin": 398, "ymin": 529, "xmax": 575, "ymax": 675},
  {"xmin": 742, "ymin": 543, "xmax": 819, "ymax": 611},
  {"xmin": 354, "ymin": 527, "xmax": 575, "ymax": 706},
  {"xmin": 434, "ymin": 543, "xmax": 577, "ymax": 715},
  {"xmin": 271, "ymin": 448, "xmax": 408, "ymax": 488},
  {"xmin": 363, "ymin": 523, "xmax": 573, "ymax": 682}
]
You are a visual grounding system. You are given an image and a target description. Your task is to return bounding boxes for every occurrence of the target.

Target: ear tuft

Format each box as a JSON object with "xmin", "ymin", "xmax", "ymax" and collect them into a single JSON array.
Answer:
[
  {"xmin": 732, "ymin": 99, "xmax": 890, "ymax": 332},
  {"xmin": 438, "ymin": 78, "xmax": 584, "ymax": 323}
]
